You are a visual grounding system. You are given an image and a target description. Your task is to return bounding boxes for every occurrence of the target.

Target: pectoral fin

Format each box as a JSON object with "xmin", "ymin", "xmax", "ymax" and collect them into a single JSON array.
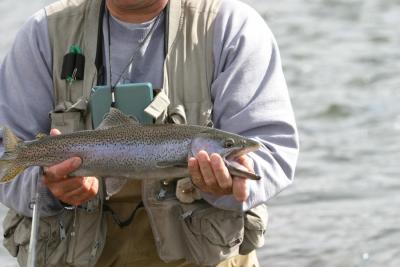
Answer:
[{"xmin": 104, "ymin": 177, "xmax": 128, "ymax": 198}]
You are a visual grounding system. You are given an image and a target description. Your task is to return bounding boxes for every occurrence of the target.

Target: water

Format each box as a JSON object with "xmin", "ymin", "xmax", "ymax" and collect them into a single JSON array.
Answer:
[{"xmin": 1, "ymin": 0, "xmax": 399, "ymax": 266}]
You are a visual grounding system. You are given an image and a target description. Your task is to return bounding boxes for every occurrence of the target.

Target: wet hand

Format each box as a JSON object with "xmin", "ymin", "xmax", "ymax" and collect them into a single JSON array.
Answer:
[
  {"xmin": 188, "ymin": 150, "xmax": 253, "ymax": 202},
  {"xmin": 42, "ymin": 129, "xmax": 99, "ymax": 206}
]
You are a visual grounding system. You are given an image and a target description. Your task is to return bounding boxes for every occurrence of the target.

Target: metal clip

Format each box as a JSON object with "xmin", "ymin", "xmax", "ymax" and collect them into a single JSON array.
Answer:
[
  {"xmin": 59, "ymin": 220, "xmax": 66, "ymax": 241},
  {"xmin": 156, "ymin": 179, "xmax": 177, "ymax": 201},
  {"xmin": 180, "ymin": 210, "xmax": 193, "ymax": 220},
  {"xmin": 71, "ymin": 68, "xmax": 77, "ymax": 80},
  {"xmin": 157, "ymin": 187, "xmax": 168, "ymax": 200},
  {"xmin": 90, "ymin": 241, "xmax": 101, "ymax": 258}
]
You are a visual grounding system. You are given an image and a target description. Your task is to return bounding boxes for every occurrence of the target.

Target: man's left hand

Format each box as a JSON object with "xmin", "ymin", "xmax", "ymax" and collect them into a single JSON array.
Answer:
[{"xmin": 188, "ymin": 150, "xmax": 254, "ymax": 202}]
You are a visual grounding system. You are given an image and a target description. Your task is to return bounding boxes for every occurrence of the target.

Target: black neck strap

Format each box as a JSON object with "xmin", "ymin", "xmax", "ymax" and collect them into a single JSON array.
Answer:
[{"xmin": 94, "ymin": 0, "xmax": 106, "ymax": 85}]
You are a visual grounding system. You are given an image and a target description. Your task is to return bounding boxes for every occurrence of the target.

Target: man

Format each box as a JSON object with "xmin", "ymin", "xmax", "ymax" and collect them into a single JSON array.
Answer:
[{"xmin": 0, "ymin": 0, "xmax": 299, "ymax": 266}]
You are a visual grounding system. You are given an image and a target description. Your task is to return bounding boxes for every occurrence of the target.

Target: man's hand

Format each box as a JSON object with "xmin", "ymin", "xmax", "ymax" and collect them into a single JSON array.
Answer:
[
  {"xmin": 188, "ymin": 150, "xmax": 254, "ymax": 202},
  {"xmin": 42, "ymin": 129, "xmax": 99, "ymax": 206}
]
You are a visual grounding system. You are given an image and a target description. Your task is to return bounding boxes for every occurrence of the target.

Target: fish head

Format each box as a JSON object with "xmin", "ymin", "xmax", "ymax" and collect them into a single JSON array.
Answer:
[{"xmin": 191, "ymin": 128, "xmax": 261, "ymax": 160}]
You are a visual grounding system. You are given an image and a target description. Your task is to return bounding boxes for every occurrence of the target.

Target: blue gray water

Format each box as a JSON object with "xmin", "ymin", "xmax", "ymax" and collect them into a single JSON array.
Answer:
[{"xmin": 1, "ymin": 0, "xmax": 399, "ymax": 266}]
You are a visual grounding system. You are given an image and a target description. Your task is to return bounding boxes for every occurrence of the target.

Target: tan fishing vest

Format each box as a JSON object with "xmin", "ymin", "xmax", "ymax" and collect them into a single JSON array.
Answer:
[
  {"xmin": 47, "ymin": 0, "xmax": 217, "ymax": 129},
  {"xmin": 2, "ymin": 0, "xmax": 268, "ymax": 266}
]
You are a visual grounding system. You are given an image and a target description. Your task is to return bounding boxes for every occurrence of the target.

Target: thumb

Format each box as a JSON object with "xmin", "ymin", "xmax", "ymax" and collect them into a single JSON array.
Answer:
[{"xmin": 50, "ymin": 128, "xmax": 62, "ymax": 136}]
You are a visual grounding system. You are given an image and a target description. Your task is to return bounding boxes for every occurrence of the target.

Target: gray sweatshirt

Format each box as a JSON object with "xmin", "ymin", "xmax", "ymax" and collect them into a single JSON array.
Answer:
[{"xmin": 0, "ymin": 0, "xmax": 299, "ymax": 216}]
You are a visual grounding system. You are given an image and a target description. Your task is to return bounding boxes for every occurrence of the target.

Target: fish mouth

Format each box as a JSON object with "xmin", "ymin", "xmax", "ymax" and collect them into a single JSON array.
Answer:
[
  {"xmin": 225, "ymin": 140, "xmax": 262, "ymax": 161},
  {"xmin": 223, "ymin": 157, "xmax": 261, "ymax": 180},
  {"xmin": 222, "ymin": 140, "xmax": 262, "ymax": 180}
]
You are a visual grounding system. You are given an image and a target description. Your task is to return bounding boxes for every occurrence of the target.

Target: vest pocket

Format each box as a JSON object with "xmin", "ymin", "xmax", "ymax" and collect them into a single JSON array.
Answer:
[
  {"xmin": 168, "ymin": 101, "xmax": 212, "ymax": 126},
  {"xmin": 239, "ymin": 204, "xmax": 268, "ymax": 255},
  {"xmin": 143, "ymin": 179, "xmax": 268, "ymax": 266},
  {"xmin": 2, "ymin": 205, "xmax": 106, "ymax": 267},
  {"xmin": 178, "ymin": 204, "xmax": 244, "ymax": 266},
  {"xmin": 49, "ymin": 111, "xmax": 84, "ymax": 134},
  {"xmin": 2, "ymin": 209, "xmax": 24, "ymax": 257},
  {"xmin": 2, "ymin": 209, "xmax": 67, "ymax": 267}
]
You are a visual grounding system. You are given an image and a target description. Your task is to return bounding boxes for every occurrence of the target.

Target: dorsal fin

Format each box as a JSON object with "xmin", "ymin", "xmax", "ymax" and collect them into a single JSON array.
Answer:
[{"xmin": 97, "ymin": 108, "xmax": 139, "ymax": 130}]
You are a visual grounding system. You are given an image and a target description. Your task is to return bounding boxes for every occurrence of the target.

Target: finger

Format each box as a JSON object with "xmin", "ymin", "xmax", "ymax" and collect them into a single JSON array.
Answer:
[
  {"xmin": 43, "ymin": 157, "xmax": 82, "ymax": 182},
  {"xmin": 62, "ymin": 180, "xmax": 90, "ymax": 205},
  {"xmin": 188, "ymin": 157, "xmax": 208, "ymax": 191},
  {"xmin": 232, "ymin": 176, "xmax": 249, "ymax": 202},
  {"xmin": 56, "ymin": 177, "xmax": 99, "ymax": 206},
  {"xmin": 72, "ymin": 177, "xmax": 99, "ymax": 205},
  {"xmin": 210, "ymin": 153, "xmax": 232, "ymax": 193},
  {"xmin": 197, "ymin": 151, "xmax": 218, "ymax": 189},
  {"xmin": 50, "ymin": 128, "xmax": 62, "ymax": 136},
  {"xmin": 61, "ymin": 186, "xmax": 84, "ymax": 204},
  {"xmin": 46, "ymin": 177, "xmax": 85, "ymax": 198}
]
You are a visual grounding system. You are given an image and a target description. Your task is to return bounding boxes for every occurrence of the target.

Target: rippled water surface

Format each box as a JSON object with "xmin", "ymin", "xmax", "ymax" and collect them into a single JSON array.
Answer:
[{"xmin": 1, "ymin": 0, "xmax": 399, "ymax": 266}]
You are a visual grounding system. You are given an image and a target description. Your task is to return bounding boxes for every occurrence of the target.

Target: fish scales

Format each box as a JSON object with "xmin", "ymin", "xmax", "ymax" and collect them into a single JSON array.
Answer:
[
  {"xmin": 0, "ymin": 108, "xmax": 262, "ymax": 184},
  {"xmin": 21, "ymin": 124, "xmax": 200, "ymax": 178}
]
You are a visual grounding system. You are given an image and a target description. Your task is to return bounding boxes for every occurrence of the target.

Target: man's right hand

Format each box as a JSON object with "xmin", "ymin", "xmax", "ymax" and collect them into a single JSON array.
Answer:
[{"xmin": 42, "ymin": 129, "xmax": 99, "ymax": 206}]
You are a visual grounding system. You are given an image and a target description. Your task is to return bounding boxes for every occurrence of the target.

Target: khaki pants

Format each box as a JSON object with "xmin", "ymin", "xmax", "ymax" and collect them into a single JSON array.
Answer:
[{"xmin": 95, "ymin": 182, "xmax": 259, "ymax": 267}]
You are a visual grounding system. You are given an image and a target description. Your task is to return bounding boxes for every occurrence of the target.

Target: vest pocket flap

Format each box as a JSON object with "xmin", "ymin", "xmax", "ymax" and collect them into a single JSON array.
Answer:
[
  {"xmin": 50, "ymin": 111, "xmax": 84, "ymax": 134},
  {"xmin": 169, "ymin": 101, "xmax": 212, "ymax": 126},
  {"xmin": 2, "ymin": 209, "xmax": 24, "ymax": 257},
  {"xmin": 200, "ymin": 208, "xmax": 244, "ymax": 246},
  {"xmin": 3, "ymin": 209, "xmax": 24, "ymax": 238},
  {"xmin": 13, "ymin": 218, "xmax": 32, "ymax": 245},
  {"xmin": 239, "ymin": 204, "xmax": 268, "ymax": 255},
  {"xmin": 13, "ymin": 216, "xmax": 60, "ymax": 245},
  {"xmin": 244, "ymin": 204, "xmax": 268, "ymax": 231},
  {"xmin": 2, "ymin": 209, "xmax": 64, "ymax": 267}
]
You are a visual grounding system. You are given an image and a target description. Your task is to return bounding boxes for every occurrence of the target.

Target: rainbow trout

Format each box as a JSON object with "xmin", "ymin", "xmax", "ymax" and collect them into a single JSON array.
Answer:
[{"xmin": 0, "ymin": 108, "xmax": 261, "ymax": 194}]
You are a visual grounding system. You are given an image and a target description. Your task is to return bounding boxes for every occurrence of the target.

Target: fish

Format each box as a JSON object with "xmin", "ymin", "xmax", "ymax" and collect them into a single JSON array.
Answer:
[{"xmin": 0, "ymin": 108, "xmax": 262, "ymax": 195}]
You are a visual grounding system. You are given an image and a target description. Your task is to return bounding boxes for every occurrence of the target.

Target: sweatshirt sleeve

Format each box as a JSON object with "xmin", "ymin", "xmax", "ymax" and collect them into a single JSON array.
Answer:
[
  {"xmin": 201, "ymin": 0, "xmax": 299, "ymax": 211},
  {"xmin": 0, "ymin": 9, "xmax": 64, "ymax": 217}
]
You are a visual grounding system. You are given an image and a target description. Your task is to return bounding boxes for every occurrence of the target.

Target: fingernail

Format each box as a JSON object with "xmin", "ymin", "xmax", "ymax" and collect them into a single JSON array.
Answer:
[
  {"xmin": 198, "ymin": 151, "xmax": 208, "ymax": 160},
  {"xmin": 188, "ymin": 158, "xmax": 195, "ymax": 167},
  {"xmin": 50, "ymin": 128, "xmax": 61, "ymax": 136}
]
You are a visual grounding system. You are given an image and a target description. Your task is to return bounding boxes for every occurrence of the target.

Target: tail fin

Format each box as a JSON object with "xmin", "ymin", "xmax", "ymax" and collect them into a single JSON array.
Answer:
[{"xmin": 0, "ymin": 127, "xmax": 25, "ymax": 183}]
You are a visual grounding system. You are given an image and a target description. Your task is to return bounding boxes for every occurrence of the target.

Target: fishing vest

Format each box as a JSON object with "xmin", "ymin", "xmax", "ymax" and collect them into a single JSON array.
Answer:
[{"xmin": 2, "ymin": 0, "xmax": 268, "ymax": 266}]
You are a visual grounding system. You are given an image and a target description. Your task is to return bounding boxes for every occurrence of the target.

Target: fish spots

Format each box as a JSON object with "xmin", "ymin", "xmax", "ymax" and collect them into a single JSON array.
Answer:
[{"xmin": 12, "ymin": 121, "xmax": 260, "ymax": 180}]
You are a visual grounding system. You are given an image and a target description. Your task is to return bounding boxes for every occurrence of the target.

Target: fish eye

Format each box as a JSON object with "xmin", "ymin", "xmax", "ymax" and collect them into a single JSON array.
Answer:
[{"xmin": 224, "ymin": 138, "xmax": 235, "ymax": 148}]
